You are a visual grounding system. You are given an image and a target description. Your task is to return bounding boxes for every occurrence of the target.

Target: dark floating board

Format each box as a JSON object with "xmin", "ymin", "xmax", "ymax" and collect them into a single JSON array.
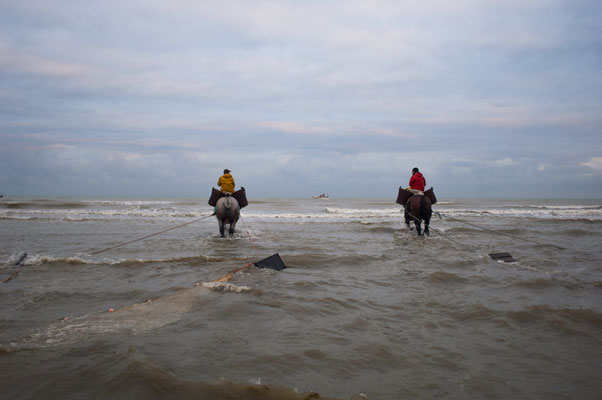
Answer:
[
  {"xmin": 489, "ymin": 252, "xmax": 516, "ymax": 262},
  {"xmin": 255, "ymin": 253, "xmax": 287, "ymax": 271}
]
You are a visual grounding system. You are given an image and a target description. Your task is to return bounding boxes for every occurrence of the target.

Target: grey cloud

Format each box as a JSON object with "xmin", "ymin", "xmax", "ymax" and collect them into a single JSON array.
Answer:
[{"xmin": 1, "ymin": 1, "xmax": 600, "ymax": 198}]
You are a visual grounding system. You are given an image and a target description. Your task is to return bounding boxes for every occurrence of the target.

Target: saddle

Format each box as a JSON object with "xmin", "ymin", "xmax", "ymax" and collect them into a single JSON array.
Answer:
[
  {"xmin": 208, "ymin": 187, "xmax": 248, "ymax": 208},
  {"xmin": 396, "ymin": 187, "xmax": 437, "ymax": 206}
]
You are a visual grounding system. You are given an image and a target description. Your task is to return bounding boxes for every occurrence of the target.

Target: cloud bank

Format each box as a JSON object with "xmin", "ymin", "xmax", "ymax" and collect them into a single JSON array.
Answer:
[{"xmin": 1, "ymin": 0, "xmax": 601, "ymax": 198}]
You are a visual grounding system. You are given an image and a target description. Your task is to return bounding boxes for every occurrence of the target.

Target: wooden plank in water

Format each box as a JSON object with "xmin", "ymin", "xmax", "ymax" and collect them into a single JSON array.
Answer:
[{"xmin": 489, "ymin": 252, "xmax": 516, "ymax": 262}]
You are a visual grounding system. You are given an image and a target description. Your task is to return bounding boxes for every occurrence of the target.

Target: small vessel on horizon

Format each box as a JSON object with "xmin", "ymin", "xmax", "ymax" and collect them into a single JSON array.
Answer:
[{"xmin": 312, "ymin": 193, "xmax": 329, "ymax": 199}]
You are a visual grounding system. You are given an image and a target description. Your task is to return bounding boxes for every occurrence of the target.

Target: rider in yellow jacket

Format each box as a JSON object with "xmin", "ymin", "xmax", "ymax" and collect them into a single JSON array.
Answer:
[{"xmin": 217, "ymin": 169, "xmax": 235, "ymax": 193}]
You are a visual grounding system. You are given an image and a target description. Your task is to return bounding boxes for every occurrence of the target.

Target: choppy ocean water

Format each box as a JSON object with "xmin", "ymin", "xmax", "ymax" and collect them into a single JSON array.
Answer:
[{"xmin": 1, "ymin": 196, "xmax": 601, "ymax": 399}]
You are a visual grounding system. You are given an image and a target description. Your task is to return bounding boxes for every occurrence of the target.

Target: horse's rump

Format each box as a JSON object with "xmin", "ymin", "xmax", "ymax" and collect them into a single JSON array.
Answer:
[
  {"xmin": 406, "ymin": 195, "xmax": 432, "ymax": 219},
  {"xmin": 214, "ymin": 195, "xmax": 240, "ymax": 237},
  {"xmin": 215, "ymin": 196, "xmax": 240, "ymax": 222}
]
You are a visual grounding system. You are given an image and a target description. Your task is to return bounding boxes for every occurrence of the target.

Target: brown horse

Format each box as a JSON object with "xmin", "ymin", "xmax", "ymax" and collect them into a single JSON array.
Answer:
[
  {"xmin": 396, "ymin": 187, "xmax": 436, "ymax": 236},
  {"xmin": 405, "ymin": 195, "xmax": 432, "ymax": 236}
]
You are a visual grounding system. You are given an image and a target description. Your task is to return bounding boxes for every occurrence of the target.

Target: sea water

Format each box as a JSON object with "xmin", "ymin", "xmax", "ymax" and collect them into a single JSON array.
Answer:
[{"xmin": 1, "ymin": 196, "xmax": 601, "ymax": 399}]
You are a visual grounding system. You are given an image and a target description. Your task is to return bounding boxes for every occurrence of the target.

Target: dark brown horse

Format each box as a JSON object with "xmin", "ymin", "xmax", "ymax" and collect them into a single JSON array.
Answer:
[
  {"xmin": 405, "ymin": 195, "xmax": 432, "ymax": 236},
  {"xmin": 396, "ymin": 187, "xmax": 436, "ymax": 236}
]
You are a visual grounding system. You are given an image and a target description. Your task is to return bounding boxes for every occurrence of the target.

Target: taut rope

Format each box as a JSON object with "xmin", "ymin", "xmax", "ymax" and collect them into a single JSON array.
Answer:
[
  {"xmin": 239, "ymin": 214, "xmax": 260, "ymax": 258},
  {"xmin": 91, "ymin": 214, "xmax": 215, "ymax": 255},
  {"xmin": 210, "ymin": 213, "xmax": 260, "ymax": 283},
  {"xmin": 435, "ymin": 212, "xmax": 564, "ymax": 248}
]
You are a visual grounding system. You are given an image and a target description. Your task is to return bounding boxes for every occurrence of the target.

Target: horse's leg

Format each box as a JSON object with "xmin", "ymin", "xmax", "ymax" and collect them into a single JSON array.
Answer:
[
  {"xmin": 415, "ymin": 220, "xmax": 422, "ymax": 236},
  {"xmin": 404, "ymin": 212, "xmax": 413, "ymax": 231},
  {"xmin": 424, "ymin": 213, "xmax": 431, "ymax": 236},
  {"xmin": 227, "ymin": 209, "xmax": 238, "ymax": 236},
  {"xmin": 219, "ymin": 220, "xmax": 225, "ymax": 237}
]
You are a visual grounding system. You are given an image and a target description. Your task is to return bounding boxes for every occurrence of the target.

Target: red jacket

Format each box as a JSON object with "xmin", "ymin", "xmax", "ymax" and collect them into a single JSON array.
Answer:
[{"xmin": 409, "ymin": 172, "xmax": 426, "ymax": 191}]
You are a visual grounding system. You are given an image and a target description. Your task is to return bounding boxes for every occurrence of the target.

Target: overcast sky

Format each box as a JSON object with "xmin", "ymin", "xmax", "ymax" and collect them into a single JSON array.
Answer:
[{"xmin": 1, "ymin": 0, "xmax": 601, "ymax": 199}]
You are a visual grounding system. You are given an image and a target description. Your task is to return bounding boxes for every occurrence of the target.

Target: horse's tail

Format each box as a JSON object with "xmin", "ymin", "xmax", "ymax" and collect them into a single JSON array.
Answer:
[
  {"xmin": 420, "ymin": 195, "xmax": 427, "ymax": 220},
  {"xmin": 223, "ymin": 195, "xmax": 233, "ymax": 209}
]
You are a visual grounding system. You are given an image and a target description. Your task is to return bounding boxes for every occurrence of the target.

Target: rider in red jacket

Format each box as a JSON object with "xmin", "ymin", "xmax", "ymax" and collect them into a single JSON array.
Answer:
[{"xmin": 409, "ymin": 167, "xmax": 426, "ymax": 192}]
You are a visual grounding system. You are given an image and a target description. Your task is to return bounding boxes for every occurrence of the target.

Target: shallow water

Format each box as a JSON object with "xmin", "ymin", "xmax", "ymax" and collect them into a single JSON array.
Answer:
[{"xmin": 1, "ymin": 196, "xmax": 601, "ymax": 399}]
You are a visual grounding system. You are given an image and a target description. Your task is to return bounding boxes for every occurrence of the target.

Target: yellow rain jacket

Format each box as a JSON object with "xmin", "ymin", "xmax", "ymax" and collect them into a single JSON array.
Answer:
[{"xmin": 217, "ymin": 173, "xmax": 235, "ymax": 193}]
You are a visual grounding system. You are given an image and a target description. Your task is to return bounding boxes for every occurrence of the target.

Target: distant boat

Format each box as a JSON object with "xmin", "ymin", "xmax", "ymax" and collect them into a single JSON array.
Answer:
[{"xmin": 312, "ymin": 193, "xmax": 329, "ymax": 199}]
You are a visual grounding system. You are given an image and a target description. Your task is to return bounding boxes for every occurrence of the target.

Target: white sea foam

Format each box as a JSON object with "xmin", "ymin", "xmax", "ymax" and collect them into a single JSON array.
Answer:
[
  {"xmin": 80, "ymin": 200, "xmax": 173, "ymax": 206},
  {"xmin": 440, "ymin": 206, "xmax": 602, "ymax": 220},
  {"xmin": 325, "ymin": 207, "xmax": 399, "ymax": 215},
  {"xmin": 201, "ymin": 281, "xmax": 252, "ymax": 292},
  {"xmin": 5, "ymin": 205, "xmax": 597, "ymax": 221},
  {"xmin": 1, "ymin": 198, "xmax": 600, "ymax": 223},
  {"xmin": 0, "ymin": 208, "xmax": 209, "ymax": 220}
]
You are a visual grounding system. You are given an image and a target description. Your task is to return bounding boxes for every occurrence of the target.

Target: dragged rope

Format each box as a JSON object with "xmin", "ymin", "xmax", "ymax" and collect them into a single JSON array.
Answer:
[
  {"xmin": 403, "ymin": 209, "xmax": 464, "ymax": 246},
  {"xmin": 3, "ymin": 253, "xmax": 28, "ymax": 283},
  {"xmin": 91, "ymin": 214, "xmax": 214, "ymax": 255},
  {"xmin": 211, "ymin": 261, "xmax": 255, "ymax": 283},
  {"xmin": 239, "ymin": 214, "xmax": 260, "ymax": 258},
  {"xmin": 435, "ymin": 212, "xmax": 564, "ymax": 249},
  {"xmin": 209, "ymin": 214, "xmax": 261, "ymax": 283},
  {"xmin": 429, "ymin": 226, "xmax": 466, "ymax": 247}
]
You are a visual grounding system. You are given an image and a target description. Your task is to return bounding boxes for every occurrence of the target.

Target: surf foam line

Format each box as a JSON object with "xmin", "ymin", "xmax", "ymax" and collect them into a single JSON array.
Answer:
[{"xmin": 90, "ymin": 213, "xmax": 214, "ymax": 255}]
